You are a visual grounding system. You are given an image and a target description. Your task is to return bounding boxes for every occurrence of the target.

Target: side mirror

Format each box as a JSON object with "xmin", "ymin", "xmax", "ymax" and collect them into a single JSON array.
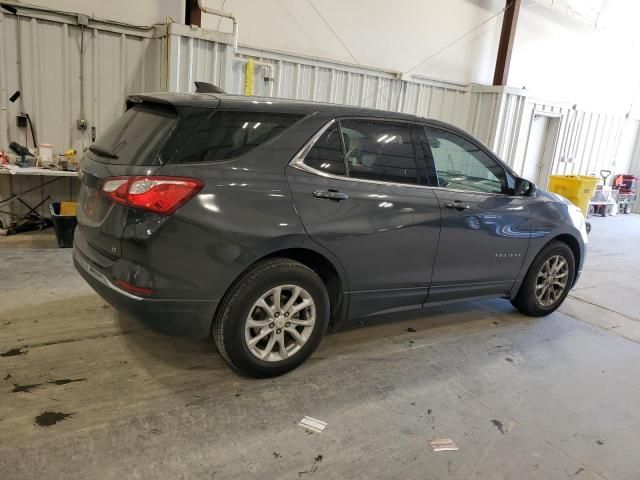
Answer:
[{"xmin": 514, "ymin": 178, "xmax": 534, "ymax": 196}]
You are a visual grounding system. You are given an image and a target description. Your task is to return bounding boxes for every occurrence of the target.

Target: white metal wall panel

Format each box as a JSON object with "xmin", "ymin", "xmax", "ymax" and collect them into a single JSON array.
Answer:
[
  {"xmin": 0, "ymin": 12, "xmax": 164, "ymax": 155},
  {"xmin": 0, "ymin": 11, "xmax": 164, "ymax": 223},
  {"xmin": 232, "ymin": 51, "xmax": 472, "ymax": 130},
  {"xmin": 167, "ymin": 34, "xmax": 231, "ymax": 93},
  {"xmin": 483, "ymin": 90, "xmax": 638, "ymax": 180},
  {"xmin": 1, "ymin": 13, "xmax": 639, "ymax": 225}
]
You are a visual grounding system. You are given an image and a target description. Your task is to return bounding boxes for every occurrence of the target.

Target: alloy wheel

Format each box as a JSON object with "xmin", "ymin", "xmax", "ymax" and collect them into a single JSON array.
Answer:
[
  {"xmin": 244, "ymin": 285, "xmax": 316, "ymax": 362},
  {"xmin": 535, "ymin": 255, "xmax": 569, "ymax": 307}
]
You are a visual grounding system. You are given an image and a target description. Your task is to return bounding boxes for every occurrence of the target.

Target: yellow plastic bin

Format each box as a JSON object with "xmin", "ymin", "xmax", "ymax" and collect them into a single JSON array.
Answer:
[{"xmin": 547, "ymin": 175, "xmax": 599, "ymax": 217}]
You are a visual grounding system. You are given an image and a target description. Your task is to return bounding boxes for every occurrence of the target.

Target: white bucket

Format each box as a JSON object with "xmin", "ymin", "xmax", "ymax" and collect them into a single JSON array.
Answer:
[{"xmin": 39, "ymin": 143, "xmax": 53, "ymax": 166}]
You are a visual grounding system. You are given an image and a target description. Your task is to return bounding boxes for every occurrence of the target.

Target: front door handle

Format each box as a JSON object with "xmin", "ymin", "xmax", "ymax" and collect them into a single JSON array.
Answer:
[
  {"xmin": 313, "ymin": 189, "xmax": 349, "ymax": 201},
  {"xmin": 445, "ymin": 201, "xmax": 470, "ymax": 210}
]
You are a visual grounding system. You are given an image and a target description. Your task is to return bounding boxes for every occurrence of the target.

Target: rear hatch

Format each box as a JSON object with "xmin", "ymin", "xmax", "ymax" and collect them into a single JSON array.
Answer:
[{"xmin": 76, "ymin": 102, "xmax": 178, "ymax": 262}]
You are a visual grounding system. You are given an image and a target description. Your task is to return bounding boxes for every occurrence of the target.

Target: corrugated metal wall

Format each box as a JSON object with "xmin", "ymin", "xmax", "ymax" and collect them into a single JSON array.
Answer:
[
  {"xmin": 482, "ymin": 90, "xmax": 640, "ymax": 181},
  {"xmin": 230, "ymin": 49, "xmax": 473, "ymax": 130},
  {"xmin": 3, "ymin": 8, "xmax": 632, "ymax": 179},
  {"xmin": 0, "ymin": 9, "xmax": 165, "ymax": 225},
  {"xmin": 1, "ymin": 9, "xmax": 638, "ymax": 227},
  {"xmin": 0, "ymin": 11, "xmax": 165, "ymax": 154},
  {"xmin": 166, "ymin": 23, "xmax": 234, "ymax": 93},
  {"xmin": 229, "ymin": 49, "xmax": 639, "ymax": 183}
]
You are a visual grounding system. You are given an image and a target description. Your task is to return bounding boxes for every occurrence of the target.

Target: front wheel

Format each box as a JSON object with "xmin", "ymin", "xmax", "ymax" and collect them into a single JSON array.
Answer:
[
  {"xmin": 511, "ymin": 241, "xmax": 575, "ymax": 317},
  {"xmin": 212, "ymin": 258, "xmax": 330, "ymax": 377}
]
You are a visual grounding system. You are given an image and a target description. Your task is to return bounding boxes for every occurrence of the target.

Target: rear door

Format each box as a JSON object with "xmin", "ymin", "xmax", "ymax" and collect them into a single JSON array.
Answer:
[
  {"xmin": 286, "ymin": 117, "xmax": 441, "ymax": 319},
  {"xmin": 76, "ymin": 103, "xmax": 177, "ymax": 261},
  {"xmin": 420, "ymin": 125, "xmax": 531, "ymax": 303}
]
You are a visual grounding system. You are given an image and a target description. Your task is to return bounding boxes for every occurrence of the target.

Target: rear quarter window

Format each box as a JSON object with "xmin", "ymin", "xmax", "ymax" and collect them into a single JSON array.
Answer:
[
  {"xmin": 90, "ymin": 104, "xmax": 177, "ymax": 165},
  {"xmin": 161, "ymin": 110, "xmax": 303, "ymax": 164}
]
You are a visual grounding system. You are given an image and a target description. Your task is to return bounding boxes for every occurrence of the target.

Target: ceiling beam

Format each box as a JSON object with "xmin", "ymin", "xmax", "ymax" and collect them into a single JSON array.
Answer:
[
  {"xmin": 493, "ymin": 0, "xmax": 521, "ymax": 86},
  {"xmin": 185, "ymin": 0, "xmax": 202, "ymax": 27}
]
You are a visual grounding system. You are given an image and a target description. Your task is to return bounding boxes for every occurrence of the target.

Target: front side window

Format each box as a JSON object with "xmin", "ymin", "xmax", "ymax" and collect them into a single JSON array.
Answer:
[
  {"xmin": 302, "ymin": 123, "xmax": 346, "ymax": 175},
  {"xmin": 340, "ymin": 119, "xmax": 419, "ymax": 185},
  {"xmin": 163, "ymin": 110, "xmax": 302, "ymax": 163},
  {"xmin": 425, "ymin": 127, "xmax": 507, "ymax": 194}
]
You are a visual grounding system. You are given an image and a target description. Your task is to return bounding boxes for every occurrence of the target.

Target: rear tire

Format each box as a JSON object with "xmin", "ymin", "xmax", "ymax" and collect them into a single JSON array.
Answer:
[
  {"xmin": 511, "ymin": 241, "xmax": 575, "ymax": 317},
  {"xmin": 212, "ymin": 258, "xmax": 330, "ymax": 377}
]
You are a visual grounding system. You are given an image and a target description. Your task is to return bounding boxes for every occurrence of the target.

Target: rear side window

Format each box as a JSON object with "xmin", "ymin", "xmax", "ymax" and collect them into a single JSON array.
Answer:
[
  {"xmin": 162, "ymin": 110, "xmax": 302, "ymax": 163},
  {"xmin": 339, "ymin": 119, "xmax": 418, "ymax": 184},
  {"xmin": 90, "ymin": 104, "xmax": 177, "ymax": 165},
  {"xmin": 302, "ymin": 123, "xmax": 346, "ymax": 175}
]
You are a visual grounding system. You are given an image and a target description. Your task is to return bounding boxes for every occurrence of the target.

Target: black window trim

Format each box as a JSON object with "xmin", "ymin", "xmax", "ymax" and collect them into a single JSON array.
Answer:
[
  {"xmin": 421, "ymin": 122, "xmax": 519, "ymax": 197},
  {"xmin": 291, "ymin": 116, "xmax": 431, "ymax": 189}
]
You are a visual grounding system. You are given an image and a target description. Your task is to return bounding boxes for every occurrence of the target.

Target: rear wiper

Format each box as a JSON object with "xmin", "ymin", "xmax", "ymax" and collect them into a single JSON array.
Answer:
[{"xmin": 89, "ymin": 144, "xmax": 119, "ymax": 159}]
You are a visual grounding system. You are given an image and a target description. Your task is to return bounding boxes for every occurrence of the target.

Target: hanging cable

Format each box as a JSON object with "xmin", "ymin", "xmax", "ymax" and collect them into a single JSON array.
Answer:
[
  {"xmin": 306, "ymin": 0, "xmax": 360, "ymax": 65},
  {"xmin": 359, "ymin": 3, "xmax": 511, "ymax": 111},
  {"xmin": 403, "ymin": 3, "xmax": 511, "ymax": 76}
]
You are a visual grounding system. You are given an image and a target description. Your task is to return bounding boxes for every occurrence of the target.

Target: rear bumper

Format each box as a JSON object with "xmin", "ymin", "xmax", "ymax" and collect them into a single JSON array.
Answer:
[{"xmin": 73, "ymin": 246, "xmax": 217, "ymax": 339}]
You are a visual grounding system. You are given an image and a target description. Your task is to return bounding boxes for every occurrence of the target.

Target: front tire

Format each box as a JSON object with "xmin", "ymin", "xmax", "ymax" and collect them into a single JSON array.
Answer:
[
  {"xmin": 212, "ymin": 258, "xmax": 330, "ymax": 377},
  {"xmin": 511, "ymin": 241, "xmax": 575, "ymax": 317}
]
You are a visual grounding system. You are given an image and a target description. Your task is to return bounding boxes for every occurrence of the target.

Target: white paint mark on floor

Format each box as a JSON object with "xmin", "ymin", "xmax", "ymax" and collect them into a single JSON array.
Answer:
[
  {"xmin": 299, "ymin": 416, "xmax": 327, "ymax": 433},
  {"xmin": 429, "ymin": 438, "xmax": 459, "ymax": 452}
]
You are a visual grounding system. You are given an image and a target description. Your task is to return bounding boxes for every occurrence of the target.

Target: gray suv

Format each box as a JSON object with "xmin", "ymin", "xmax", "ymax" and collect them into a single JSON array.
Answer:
[{"xmin": 73, "ymin": 92, "xmax": 588, "ymax": 377}]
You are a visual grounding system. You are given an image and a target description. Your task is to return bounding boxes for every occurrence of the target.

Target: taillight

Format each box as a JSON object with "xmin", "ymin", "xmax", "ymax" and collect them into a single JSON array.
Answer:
[{"xmin": 101, "ymin": 176, "xmax": 204, "ymax": 215}]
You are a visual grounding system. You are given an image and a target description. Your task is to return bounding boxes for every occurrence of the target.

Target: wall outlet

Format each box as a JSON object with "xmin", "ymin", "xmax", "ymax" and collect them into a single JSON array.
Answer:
[{"xmin": 16, "ymin": 114, "xmax": 28, "ymax": 128}]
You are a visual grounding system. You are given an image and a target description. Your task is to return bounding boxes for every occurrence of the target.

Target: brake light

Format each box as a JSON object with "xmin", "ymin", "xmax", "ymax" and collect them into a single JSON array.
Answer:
[{"xmin": 101, "ymin": 176, "xmax": 204, "ymax": 215}]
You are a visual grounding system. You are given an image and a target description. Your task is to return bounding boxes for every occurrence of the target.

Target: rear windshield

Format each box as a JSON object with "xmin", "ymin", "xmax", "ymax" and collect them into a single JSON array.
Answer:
[
  {"xmin": 160, "ymin": 110, "xmax": 303, "ymax": 163},
  {"xmin": 90, "ymin": 104, "xmax": 177, "ymax": 165}
]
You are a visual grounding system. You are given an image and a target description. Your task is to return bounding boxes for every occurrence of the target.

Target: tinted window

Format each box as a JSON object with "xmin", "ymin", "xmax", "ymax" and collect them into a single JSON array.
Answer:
[
  {"xmin": 425, "ymin": 127, "xmax": 507, "ymax": 194},
  {"xmin": 340, "ymin": 119, "xmax": 418, "ymax": 184},
  {"xmin": 162, "ymin": 110, "xmax": 302, "ymax": 163},
  {"xmin": 303, "ymin": 123, "xmax": 345, "ymax": 175},
  {"xmin": 91, "ymin": 104, "xmax": 177, "ymax": 165}
]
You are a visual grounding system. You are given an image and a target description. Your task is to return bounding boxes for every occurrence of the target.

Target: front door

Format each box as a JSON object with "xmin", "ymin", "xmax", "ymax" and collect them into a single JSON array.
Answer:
[
  {"xmin": 286, "ymin": 118, "xmax": 441, "ymax": 319},
  {"xmin": 421, "ymin": 125, "xmax": 531, "ymax": 304}
]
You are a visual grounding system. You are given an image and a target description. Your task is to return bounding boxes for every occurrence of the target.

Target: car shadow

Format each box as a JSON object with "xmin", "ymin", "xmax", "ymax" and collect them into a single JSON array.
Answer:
[{"xmin": 116, "ymin": 297, "xmax": 533, "ymax": 377}]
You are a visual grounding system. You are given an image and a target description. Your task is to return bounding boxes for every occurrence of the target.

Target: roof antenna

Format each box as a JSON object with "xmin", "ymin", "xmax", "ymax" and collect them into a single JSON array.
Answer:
[{"xmin": 194, "ymin": 82, "xmax": 226, "ymax": 94}]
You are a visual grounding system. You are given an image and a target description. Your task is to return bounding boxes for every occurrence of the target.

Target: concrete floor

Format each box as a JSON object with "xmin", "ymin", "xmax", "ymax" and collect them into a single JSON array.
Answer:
[{"xmin": 1, "ymin": 215, "xmax": 640, "ymax": 480}]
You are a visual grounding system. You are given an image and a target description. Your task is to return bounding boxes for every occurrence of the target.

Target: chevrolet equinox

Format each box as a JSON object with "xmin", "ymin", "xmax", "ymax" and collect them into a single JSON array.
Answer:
[{"xmin": 74, "ymin": 92, "xmax": 588, "ymax": 377}]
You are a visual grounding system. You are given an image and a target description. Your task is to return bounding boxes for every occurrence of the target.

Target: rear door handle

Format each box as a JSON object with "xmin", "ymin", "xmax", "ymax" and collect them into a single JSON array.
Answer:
[
  {"xmin": 313, "ymin": 189, "xmax": 349, "ymax": 201},
  {"xmin": 445, "ymin": 201, "xmax": 470, "ymax": 210}
]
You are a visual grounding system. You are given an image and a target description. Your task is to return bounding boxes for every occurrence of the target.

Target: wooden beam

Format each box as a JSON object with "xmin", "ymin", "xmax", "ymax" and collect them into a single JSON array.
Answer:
[
  {"xmin": 493, "ymin": 0, "xmax": 521, "ymax": 86},
  {"xmin": 185, "ymin": 0, "xmax": 202, "ymax": 27}
]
